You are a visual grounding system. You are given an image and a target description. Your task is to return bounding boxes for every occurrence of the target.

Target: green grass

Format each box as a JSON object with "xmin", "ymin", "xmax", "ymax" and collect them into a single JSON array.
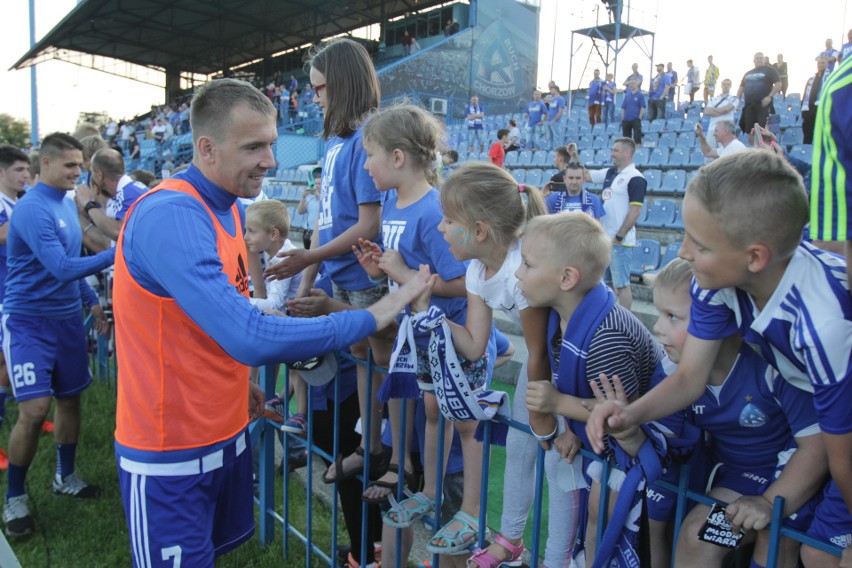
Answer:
[
  {"xmin": 1, "ymin": 373, "xmax": 546, "ymax": 566},
  {"xmin": 0, "ymin": 379, "xmax": 337, "ymax": 568}
]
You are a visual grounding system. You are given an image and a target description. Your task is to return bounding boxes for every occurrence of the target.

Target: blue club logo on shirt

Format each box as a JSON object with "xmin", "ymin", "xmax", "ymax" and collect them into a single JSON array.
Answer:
[{"xmin": 738, "ymin": 395, "xmax": 768, "ymax": 427}]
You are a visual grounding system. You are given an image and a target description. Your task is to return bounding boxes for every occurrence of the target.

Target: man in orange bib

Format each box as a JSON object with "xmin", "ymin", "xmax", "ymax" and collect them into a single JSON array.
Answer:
[{"xmin": 113, "ymin": 78, "xmax": 429, "ymax": 566}]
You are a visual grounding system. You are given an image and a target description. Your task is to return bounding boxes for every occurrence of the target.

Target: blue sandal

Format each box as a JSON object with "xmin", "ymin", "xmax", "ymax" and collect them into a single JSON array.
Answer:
[
  {"xmin": 382, "ymin": 491, "xmax": 435, "ymax": 528},
  {"xmin": 425, "ymin": 511, "xmax": 482, "ymax": 556}
]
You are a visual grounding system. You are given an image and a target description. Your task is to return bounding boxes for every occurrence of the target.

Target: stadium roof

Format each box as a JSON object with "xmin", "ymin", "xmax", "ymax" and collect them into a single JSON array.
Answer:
[{"xmin": 12, "ymin": 0, "xmax": 448, "ymax": 75}]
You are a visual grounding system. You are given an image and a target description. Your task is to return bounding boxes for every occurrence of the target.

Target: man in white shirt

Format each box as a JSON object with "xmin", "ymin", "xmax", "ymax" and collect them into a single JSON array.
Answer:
[
  {"xmin": 584, "ymin": 138, "xmax": 647, "ymax": 308},
  {"xmin": 704, "ymin": 79, "xmax": 739, "ymax": 148},
  {"xmin": 695, "ymin": 120, "xmax": 746, "ymax": 160}
]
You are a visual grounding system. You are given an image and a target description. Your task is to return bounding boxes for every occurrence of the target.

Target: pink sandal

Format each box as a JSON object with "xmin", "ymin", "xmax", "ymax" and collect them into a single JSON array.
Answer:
[{"xmin": 466, "ymin": 534, "xmax": 524, "ymax": 567}]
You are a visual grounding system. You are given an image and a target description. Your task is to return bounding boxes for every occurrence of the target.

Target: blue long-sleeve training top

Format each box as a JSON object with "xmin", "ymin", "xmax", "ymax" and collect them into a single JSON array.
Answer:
[
  {"xmin": 5, "ymin": 183, "xmax": 115, "ymax": 318},
  {"xmin": 119, "ymin": 164, "xmax": 377, "ymax": 367}
]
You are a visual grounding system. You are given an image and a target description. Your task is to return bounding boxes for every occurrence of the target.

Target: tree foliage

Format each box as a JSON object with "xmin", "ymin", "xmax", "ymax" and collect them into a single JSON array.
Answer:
[{"xmin": 0, "ymin": 114, "xmax": 31, "ymax": 148}]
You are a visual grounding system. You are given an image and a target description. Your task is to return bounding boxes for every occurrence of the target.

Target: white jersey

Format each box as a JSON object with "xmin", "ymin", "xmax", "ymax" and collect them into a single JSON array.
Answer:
[
  {"xmin": 688, "ymin": 242, "xmax": 851, "ymax": 435},
  {"xmin": 465, "ymin": 240, "xmax": 528, "ymax": 325},
  {"xmin": 250, "ymin": 239, "xmax": 302, "ymax": 312}
]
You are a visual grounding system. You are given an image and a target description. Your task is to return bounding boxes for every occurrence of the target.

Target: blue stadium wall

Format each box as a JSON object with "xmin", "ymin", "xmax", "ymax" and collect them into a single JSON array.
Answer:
[{"xmin": 378, "ymin": 0, "xmax": 539, "ymax": 121}]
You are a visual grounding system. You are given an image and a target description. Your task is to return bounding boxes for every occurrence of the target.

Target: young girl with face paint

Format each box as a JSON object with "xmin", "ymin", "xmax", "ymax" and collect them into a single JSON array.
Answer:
[
  {"xmin": 354, "ymin": 104, "xmax": 498, "ymax": 556},
  {"xmin": 415, "ymin": 162, "xmax": 583, "ymax": 567}
]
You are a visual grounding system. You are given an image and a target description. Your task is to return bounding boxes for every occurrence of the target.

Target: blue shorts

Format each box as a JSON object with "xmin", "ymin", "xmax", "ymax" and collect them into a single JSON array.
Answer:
[
  {"xmin": 807, "ymin": 480, "xmax": 852, "ymax": 549},
  {"xmin": 605, "ymin": 245, "xmax": 633, "ymax": 289},
  {"xmin": 709, "ymin": 461, "xmax": 819, "ymax": 532},
  {"xmin": 2, "ymin": 313, "xmax": 91, "ymax": 402},
  {"xmin": 646, "ymin": 449, "xmax": 708, "ymax": 522},
  {"xmin": 117, "ymin": 431, "xmax": 255, "ymax": 567}
]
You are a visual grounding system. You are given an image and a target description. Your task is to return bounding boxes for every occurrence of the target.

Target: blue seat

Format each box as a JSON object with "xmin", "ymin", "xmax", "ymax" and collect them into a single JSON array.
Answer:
[
  {"xmin": 668, "ymin": 148, "xmax": 689, "ymax": 167},
  {"xmin": 546, "ymin": 150, "xmax": 557, "ymax": 164},
  {"xmin": 658, "ymin": 131, "xmax": 677, "ymax": 148},
  {"xmin": 666, "ymin": 118, "xmax": 683, "ymax": 131},
  {"xmin": 636, "ymin": 201, "xmax": 648, "ymax": 224},
  {"xmin": 516, "ymin": 150, "xmax": 533, "ymax": 167},
  {"xmin": 680, "ymin": 119, "xmax": 698, "ymax": 133},
  {"xmin": 531, "ymin": 150, "xmax": 549, "ymax": 167},
  {"xmin": 578, "ymin": 135, "xmax": 593, "ymax": 149},
  {"xmin": 647, "ymin": 241, "xmax": 683, "ymax": 273},
  {"xmin": 579, "ymin": 149, "xmax": 595, "ymax": 165},
  {"xmin": 594, "ymin": 149, "xmax": 611, "ymax": 166},
  {"xmin": 685, "ymin": 170, "xmax": 699, "ymax": 188},
  {"xmin": 504, "ymin": 152, "xmax": 519, "ymax": 167},
  {"xmin": 676, "ymin": 131, "xmax": 696, "ymax": 147},
  {"xmin": 630, "ymin": 239, "xmax": 662, "ymax": 275},
  {"xmin": 525, "ymin": 169, "xmax": 544, "ymax": 187},
  {"xmin": 510, "ymin": 169, "xmax": 526, "ymax": 183},
  {"xmin": 689, "ymin": 147, "xmax": 706, "ymax": 167},
  {"xmin": 648, "ymin": 148, "xmax": 669, "ymax": 167},
  {"xmin": 669, "ymin": 207, "xmax": 685, "ymax": 230},
  {"xmin": 543, "ymin": 168, "xmax": 558, "ymax": 179},
  {"xmin": 643, "ymin": 169, "xmax": 662, "ymax": 191},
  {"xmin": 649, "ymin": 120, "xmax": 666, "ymax": 133},
  {"xmin": 593, "ymin": 135, "xmax": 610, "ymax": 150},
  {"xmin": 780, "ymin": 127, "xmax": 803, "ymax": 147},
  {"xmin": 641, "ymin": 132, "xmax": 659, "ymax": 147},
  {"xmin": 633, "ymin": 147, "xmax": 650, "ymax": 166},
  {"xmin": 790, "ymin": 144, "xmax": 814, "ymax": 164},
  {"xmin": 661, "ymin": 170, "xmax": 686, "ymax": 193},
  {"xmin": 592, "ymin": 123, "xmax": 606, "ymax": 135},
  {"xmin": 640, "ymin": 199, "xmax": 677, "ymax": 228}
]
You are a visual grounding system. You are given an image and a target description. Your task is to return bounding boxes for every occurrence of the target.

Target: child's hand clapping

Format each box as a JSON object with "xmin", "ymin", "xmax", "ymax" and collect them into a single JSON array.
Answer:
[
  {"xmin": 377, "ymin": 248, "xmax": 409, "ymax": 283},
  {"xmin": 589, "ymin": 374, "xmax": 640, "ymax": 445},
  {"xmin": 352, "ymin": 238, "xmax": 384, "ymax": 279},
  {"xmin": 409, "ymin": 265, "xmax": 435, "ymax": 314}
]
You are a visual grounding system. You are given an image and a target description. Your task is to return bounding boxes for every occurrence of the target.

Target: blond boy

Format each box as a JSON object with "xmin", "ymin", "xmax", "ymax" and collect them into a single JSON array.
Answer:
[{"xmin": 519, "ymin": 212, "xmax": 668, "ymax": 565}]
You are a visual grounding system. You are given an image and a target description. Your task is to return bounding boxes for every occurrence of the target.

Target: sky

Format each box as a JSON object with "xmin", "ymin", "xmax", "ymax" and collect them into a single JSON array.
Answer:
[{"xmin": 1, "ymin": 0, "xmax": 850, "ymax": 139}]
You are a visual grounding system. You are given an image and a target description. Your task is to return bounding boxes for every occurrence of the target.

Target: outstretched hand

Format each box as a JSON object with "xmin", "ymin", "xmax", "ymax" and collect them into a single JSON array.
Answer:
[
  {"xmin": 286, "ymin": 288, "xmax": 332, "ymax": 317},
  {"xmin": 409, "ymin": 265, "xmax": 435, "ymax": 313},
  {"xmin": 585, "ymin": 373, "xmax": 633, "ymax": 454},
  {"xmin": 588, "ymin": 374, "xmax": 638, "ymax": 444},
  {"xmin": 265, "ymin": 248, "xmax": 313, "ymax": 281},
  {"xmin": 352, "ymin": 238, "xmax": 384, "ymax": 279}
]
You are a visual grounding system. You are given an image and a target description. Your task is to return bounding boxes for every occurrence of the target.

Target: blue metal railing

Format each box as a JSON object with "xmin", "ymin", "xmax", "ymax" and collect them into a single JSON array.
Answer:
[
  {"xmin": 83, "ymin": 291, "xmax": 843, "ymax": 568},
  {"xmin": 255, "ymin": 350, "xmax": 844, "ymax": 568}
]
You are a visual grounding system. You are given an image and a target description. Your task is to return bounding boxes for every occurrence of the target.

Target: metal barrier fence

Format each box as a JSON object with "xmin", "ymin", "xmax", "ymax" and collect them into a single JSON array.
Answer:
[
  {"xmin": 79, "ymin": 274, "xmax": 843, "ymax": 568},
  {"xmin": 254, "ymin": 351, "xmax": 844, "ymax": 568}
]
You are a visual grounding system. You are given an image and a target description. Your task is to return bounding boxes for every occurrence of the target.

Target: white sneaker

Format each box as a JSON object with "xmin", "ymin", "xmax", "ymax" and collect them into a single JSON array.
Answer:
[
  {"xmin": 52, "ymin": 473, "xmax": 100, "ymax": 499},
  {"xmin": 3, "ymin": 495, "xmax": 34, "ymax": 537}
]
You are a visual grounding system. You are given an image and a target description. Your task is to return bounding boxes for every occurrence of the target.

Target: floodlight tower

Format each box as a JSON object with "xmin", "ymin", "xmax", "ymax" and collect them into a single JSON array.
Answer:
[{"xmin": 567, "ymin": 0, "xmax": 656, "ymax": 107}]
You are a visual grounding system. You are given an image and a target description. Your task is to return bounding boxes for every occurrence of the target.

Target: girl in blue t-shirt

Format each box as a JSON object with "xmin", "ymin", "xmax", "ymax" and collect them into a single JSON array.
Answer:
[
  {"xmin": 353, "ymin": 104, "xmax": 493, "ymax": 555},
  {"xmin": 269, "ymin": 38, "xmax": 389, "ymax": 485}
]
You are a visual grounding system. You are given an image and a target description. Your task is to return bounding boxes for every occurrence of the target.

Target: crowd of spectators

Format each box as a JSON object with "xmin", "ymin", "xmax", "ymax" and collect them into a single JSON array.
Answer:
[{"xmin": 2, "ymin": 27, "xmax": 851, "ymax": 568}]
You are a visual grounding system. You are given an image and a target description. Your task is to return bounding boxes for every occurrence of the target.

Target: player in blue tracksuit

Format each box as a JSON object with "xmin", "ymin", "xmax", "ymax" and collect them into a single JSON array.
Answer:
[{"xmin": 2, "ymin": 133, "xmax": 115, "ymax": 537}]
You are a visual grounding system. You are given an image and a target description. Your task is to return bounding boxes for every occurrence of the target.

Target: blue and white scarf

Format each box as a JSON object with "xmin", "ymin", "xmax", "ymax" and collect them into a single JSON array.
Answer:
[
  {"xmin": 549, "ymin": 282, "xmax": 617, "ymax": 446},
  {"xmin": 380, "ymin": 306, "xmax": 511, "ymax": 445},
  {"xmin": 592, "ymin": 425, "xmax": 667, "ymax": 568},
  {"xmin": 555, "ymin": 188, "xmax": 598, "ymax": 218}
]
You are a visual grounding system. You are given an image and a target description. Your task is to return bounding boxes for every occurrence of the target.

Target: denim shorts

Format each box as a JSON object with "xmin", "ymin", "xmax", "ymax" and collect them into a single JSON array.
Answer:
[
  {"xmin": 415, "ymin": 346, "xmax": 489, "ymax": 394},
  {"xmin": 332, "ymin": 282, "xmax": 388, "ymax": 309},
  {"xmin": 605, "ymin": 244, "xmax": 633, "ymax": 289}
]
